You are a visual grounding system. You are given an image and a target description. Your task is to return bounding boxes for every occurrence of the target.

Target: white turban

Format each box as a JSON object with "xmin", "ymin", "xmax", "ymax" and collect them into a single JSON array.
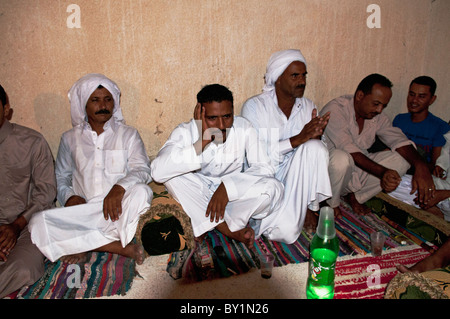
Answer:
[
  {"xmin": 68, "ymin": 73, "xmax": 124, "ymax": 127},
  {"xmin": 263, "ymin": 49, "xmax": 307, "ymax": 92}
]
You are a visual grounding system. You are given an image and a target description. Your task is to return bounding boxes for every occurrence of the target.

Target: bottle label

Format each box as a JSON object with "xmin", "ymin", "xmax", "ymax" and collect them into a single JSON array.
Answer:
[{"xmin": 309, "ymin": 256, "xmax": 336, "ymax": 284}]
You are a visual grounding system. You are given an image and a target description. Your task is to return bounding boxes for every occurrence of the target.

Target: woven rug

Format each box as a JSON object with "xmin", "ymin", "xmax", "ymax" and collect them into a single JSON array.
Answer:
[
  {"xmin": 334, "ymin": 245, "xmax": 430, "ymax": 299},
  {"xmin": 170, "ymin": 197, "xmax": 447, "ymax": 284},
  {"xmin": 7, "ymin": 251, "xmax": 136, "ymax": 299}
]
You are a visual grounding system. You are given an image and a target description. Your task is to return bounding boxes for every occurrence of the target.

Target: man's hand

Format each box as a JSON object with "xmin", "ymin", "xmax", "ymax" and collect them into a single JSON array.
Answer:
[
  {"xmin": 206, "ymin": 183, "xmax": 229, "ymax": 223},
  {"xmin": 290, "ymin": 109, "xmax": 330, "ymax": 148},
  {"xmin": 65, "ymin": 195, "xmax": 87, "ymax": 207},
  {"xmin": 381, "ymin": 169, "xmax": 402, "ymax": 192},
  {"xmin": 193, "ymin": 103, "xmax": 222, "ymax": 154},
  {"xmin": 0, "ymin": 225, "xmax": 19, "ymax": 261},
  {"xmin": 103, "ymin": 184, "xmax": 126, "ymax": 222},
  {"xmin": 433, "ymin": 165, "xmax": 447, "ymax": 180},
  {"xmin": 411, "ymin": 163, "xmax": 436, "ymax": 206},
  {"xmin": 396, "ymin": 145, "xmax": 436, "ymax": 206},
  {"xmin": 0, "ymin": 216, "xmax": 26, "ymax": 261}
]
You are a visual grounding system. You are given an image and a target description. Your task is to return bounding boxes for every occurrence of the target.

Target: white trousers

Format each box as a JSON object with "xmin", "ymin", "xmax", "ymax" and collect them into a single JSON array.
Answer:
[
  {"xmin": 29, "ymin": 184, "xmax": 153, "ymax": 262},
  {"xmin": 164, "ymin": 173, "xmax": 284, "ymax": 238},
  {"xmin": 256, "ymin": 139, "xmax": 332, "ymax": 244},
  {"xmin": 327, "ymin": 149, "xmax": 410, "ymax": 207},
  {"xmin": 389, "ymin": 174, "xmax": 450, "ymax": 222}
]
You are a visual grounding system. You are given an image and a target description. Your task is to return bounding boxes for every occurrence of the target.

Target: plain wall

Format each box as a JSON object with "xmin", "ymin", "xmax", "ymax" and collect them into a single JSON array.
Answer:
[{"xmin": 1, "ymin": 0, "xmax": 449, "ymax": 158}]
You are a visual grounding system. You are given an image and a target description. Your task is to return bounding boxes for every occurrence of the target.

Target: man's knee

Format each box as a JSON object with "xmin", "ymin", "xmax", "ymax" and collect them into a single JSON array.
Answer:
[
  {"xmin": 263, "ymin": 178, "xmax": 284, "ymax": 199},
  {"xmin": 387, "ymin": 152, "xmax": 410, "ymax": 176},
  {"xmin": 329, "ymin": 149, "xmax": 352, "ymax": 176},
  {"xmin": 8, "ymin": 258, "xmax": 44, "ymax": 287},
  {"xmin": 126, "ymin": 183, "xmax": 153, "ymax": 203},
  {"xmin": 303, "ymin": 139, "xmax": 328, "ymax": 156}
]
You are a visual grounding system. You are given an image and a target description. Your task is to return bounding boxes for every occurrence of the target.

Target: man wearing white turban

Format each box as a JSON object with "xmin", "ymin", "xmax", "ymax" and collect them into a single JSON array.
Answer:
[
  {"xmin": 29, "ymin": 73, "xmax": 153, "ymax": 264},
  {"xmin": 241, "ymin": 49, "xmax": 332, "ymax": 244}
]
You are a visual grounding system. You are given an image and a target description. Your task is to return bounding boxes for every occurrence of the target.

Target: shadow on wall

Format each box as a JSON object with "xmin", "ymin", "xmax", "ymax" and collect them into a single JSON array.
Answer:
[{"xmin": 33, "ymin": 93, "xmax": 71, "ymax": 157}]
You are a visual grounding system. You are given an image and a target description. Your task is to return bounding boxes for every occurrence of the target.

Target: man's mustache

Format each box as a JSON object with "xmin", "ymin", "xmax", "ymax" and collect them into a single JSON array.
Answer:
[
  {"xmin": 95, "ymin": 109, "xmax": 111, "ymax": 115},
  {"xmin": 296, "ymin": 84, "xmax": 306, "ymax": 89}
]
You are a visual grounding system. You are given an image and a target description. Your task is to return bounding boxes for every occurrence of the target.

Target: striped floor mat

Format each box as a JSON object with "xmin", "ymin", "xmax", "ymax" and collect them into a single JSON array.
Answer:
[
  {"xmin": 174, "ymin": 199, "xmax": 443, "ymax": 283},
  {"xmin": 8, "ymin": 251, "xmax": 136, "ymax": 299},
  {"xmin": 334, "ymin": 245, "xmax": 430, "ymax": 299}
]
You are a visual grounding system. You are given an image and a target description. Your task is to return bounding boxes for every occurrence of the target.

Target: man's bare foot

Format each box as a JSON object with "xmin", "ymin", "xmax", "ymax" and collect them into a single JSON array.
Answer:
[
  {"xmin": 60, "ymin": 252, "xmax": 88, "ymax": 264},
  {"xmin": 304, "ymin": 209, "xmax": 318, "ymax": 235},
  {"xmin": 231, "ymin": 227, "xmax": 255, "ymax": 248},
  {"xmin": 194, "ymin": 233, "xmax": 207, "ymax": 243},
  {"xmin": 125, "ymin": 243, "xmax": 145, "ymax": 265},
  {"xmin": 344, "ymin": 193, "xmax": 371, "ymax": 215},
  {"xmin": 333, "ymin": 206, "xmax": 343, "ymax": 219},
  {"xmin": 95, "ymin": 241, "xmax": 146, "ymax": 265},
  {"xmin": 216, "ymin": 222, "xmax": 255, "ymax": 248}
]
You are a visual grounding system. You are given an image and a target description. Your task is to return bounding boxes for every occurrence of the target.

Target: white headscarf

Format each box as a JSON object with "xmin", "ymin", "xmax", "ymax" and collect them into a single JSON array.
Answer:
[
  {"xmin": 263, "ymin": 49, "xmax": 307, "ymax": 92},
  {"xmin": 68, "ymin": 73, "xmax": 124, "ymax": 127}
]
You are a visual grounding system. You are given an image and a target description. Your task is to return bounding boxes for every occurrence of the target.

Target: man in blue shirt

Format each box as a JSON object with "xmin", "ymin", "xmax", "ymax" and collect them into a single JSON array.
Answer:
[{"xmin": 393, "ymin": 76, "xmax": 450, "ymax": 171}]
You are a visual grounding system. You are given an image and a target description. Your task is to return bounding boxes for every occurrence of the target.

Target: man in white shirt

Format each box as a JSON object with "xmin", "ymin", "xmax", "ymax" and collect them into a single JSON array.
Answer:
[
  {"xmin": 29, "ymin": 74, "xmax": 153, "ymax": 264},
  {"xmin": 151, "ymin": 84, "xmax": 283, "ymax": 247},
  {"xmin": 241, "ymin": 49, "xmax": 332, "ymax": 243}
]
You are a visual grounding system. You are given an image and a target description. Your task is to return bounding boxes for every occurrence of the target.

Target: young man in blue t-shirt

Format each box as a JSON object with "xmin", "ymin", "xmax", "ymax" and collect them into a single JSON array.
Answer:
[{"xmin": 393, "ymin": 76, "xmax": 450, "ymax": 171}]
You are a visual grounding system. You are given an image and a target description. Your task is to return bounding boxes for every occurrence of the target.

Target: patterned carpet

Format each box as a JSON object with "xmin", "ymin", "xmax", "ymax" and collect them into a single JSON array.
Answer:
[
  {"xmin": 169, "ymin": 195, "xmax": 449, "ymax": 298},
  {"xmin": 7, "ymin": 251, "xmax": 136, "ymax": 299},
  {"xmin": 7, "ymin": 193, "xmax": 449, "ymax": 299},
  {"xmin": 334, "ymin": 245, "xmax": 430, "ymax": 299}
]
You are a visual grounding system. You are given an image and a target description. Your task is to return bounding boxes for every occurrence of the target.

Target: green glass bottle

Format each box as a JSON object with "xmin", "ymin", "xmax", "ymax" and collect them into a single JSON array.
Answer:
[{"xmin": 306, "ymin": 206, "xmax": 340, "ymax": 299}]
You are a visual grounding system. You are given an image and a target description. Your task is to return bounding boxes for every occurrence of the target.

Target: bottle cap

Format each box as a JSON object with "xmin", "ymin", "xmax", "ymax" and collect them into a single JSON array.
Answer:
[{"xmin": 316, "ymin": 206, "xmax": 336, "ymax": 239}]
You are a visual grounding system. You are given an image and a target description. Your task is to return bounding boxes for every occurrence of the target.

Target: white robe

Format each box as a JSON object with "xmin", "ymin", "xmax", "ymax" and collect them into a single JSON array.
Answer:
[
  {"xmin": 29, "ymin": 184, "xmax": 152, "ymax": 262},
  {"xmin": 150, "ymin": 117, "xmax": 284, "ymax": 238},
  {"xmin": 29, "ymin": 74, "xmax": 153, "ymax": 262},
  {"xmin": 241, "ymin": 90, "xmax": 332, "ymax": 243}
]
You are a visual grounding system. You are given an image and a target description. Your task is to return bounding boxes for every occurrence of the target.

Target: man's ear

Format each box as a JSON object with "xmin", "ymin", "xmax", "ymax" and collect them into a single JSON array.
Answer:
[
  {"xmin": 355, "ymin": 90, "xmax": 365, "ymax": 102},
  {"xmin": 3, "ymin": 103, "xmax": 11, "ymax": 119},
  {"xmin": 429, "ymin": 95, "xmax": 437, "ymax": 106}
]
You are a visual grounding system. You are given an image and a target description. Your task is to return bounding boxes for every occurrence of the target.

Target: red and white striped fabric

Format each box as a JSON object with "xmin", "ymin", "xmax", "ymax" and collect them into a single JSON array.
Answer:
[{"xmin": 334, "ymin": 245, "xmax": 430, "ymax": 299}]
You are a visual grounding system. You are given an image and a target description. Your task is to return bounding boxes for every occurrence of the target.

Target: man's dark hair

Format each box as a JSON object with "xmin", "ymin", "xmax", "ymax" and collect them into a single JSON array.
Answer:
[
  {"xmin": 0, "ymin": 85, "xmax": 7, "ymax": 107},
  {"xmin": 410, "ymin": 76, "xmax": 437, "ymax": 96},
  {"xmin": 354, "ymin": 73, "xmax": 393, "ymax": 97},
  {"xmin": 197, "ymin": 84, "xmax": 233, "ymax": 105}
]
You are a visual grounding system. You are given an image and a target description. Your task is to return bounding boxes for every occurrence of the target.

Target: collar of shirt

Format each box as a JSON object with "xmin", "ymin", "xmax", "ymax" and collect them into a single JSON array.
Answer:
[
  {"xmin": 269, "ymin": 90, "xmax": 305, "ymax": 121},
  {"xmin": 0, "ymin": 120, "xmax": 12, "ymax": 144},
  {"xmin": 81, "ymin": 117, "xmax": 118, "ymax": 136}
]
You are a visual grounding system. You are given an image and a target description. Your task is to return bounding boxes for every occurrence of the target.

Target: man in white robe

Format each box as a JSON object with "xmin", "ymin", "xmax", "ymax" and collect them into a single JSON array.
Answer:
[
  {"xmin": 241, "ymin": 49, "xmax": 332, "ymax": 244},
  {"xmin": 29, "ymin": 73, "xmax": 152, "ymax": 264},
  {"xmin": 151, "ymin": 84, "xmax": 283, "ymax": 247}
]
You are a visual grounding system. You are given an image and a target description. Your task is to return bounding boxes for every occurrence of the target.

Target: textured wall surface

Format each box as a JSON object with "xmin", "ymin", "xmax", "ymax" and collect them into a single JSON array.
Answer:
[{"xmin": 1, "ymin": 0, "xmax": 449, "ymax": 158}]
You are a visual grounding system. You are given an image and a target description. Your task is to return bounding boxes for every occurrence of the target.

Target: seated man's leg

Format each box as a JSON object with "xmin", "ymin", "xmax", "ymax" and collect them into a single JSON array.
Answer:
[
  {"xmin": 30, "ymin": 184, "xmax": 153, "ymax": 264},
  {"xmin": 226, "ymin": 176, "xmax": 284, "ymax": 246},
  {"xmin": 0, "ymin": 228, "xmax": 45, "ymax": 298},
  {"xmin": 262, "ymin": 139, "xmax": 332, "ymax": 244},
  {"xmin": 113, "ymin": 183, "xmax": 153, "ymax": 247},
  {"xmin": 327, "ymin": 149, "xmax": 354, "ymax": 217},
  {"xmin": 89, "ymin": 183, "xmax": 153, "ymax": 265},
  {"xmin": 354, "ymin": 150, "xmax": 410, "ymax": 204},
  {"xmin": 165, "ymin": 173, "xmax": 283, "ymax": 247},
  {"xmin": 165, "ymin": 173, "xmax": 219, "ymax": 239}
]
